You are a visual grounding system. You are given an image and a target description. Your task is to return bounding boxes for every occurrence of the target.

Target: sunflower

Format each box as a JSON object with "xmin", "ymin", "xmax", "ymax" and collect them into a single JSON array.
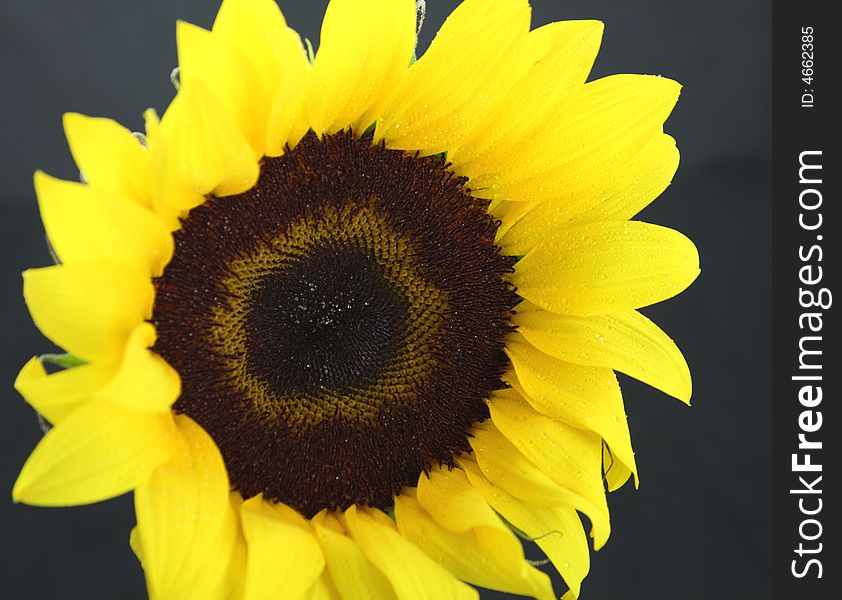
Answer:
[{"xmin": 12, "ymin": 0, "xmax": 698, "ymax": 598}]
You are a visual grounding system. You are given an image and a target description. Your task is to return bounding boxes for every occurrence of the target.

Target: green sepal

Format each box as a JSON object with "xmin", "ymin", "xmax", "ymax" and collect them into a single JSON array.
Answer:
[
  {"xmin": 170, "ymin": 66, "xmax": 181, "ymax": 91},
  {"xmin": 304, "ymin": 38, "xmax": 316, "ymax": 64},
  {"xmin": 362, "ymin": 121, "xmax": 377, "ymax": 138},
  {"xmin": 526, "ymin": 557, "xmax": 551, "ymax": 567},
  {"xmin": 39, "ymin": 353, "xmax": 87, "ymax": 369},
  {"xmin": 412, "ymin": 0, "xmax": 426, "ymax": 66}
]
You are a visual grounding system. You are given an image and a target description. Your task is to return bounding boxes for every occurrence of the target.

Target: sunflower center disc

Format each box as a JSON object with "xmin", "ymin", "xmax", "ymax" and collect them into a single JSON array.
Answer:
[
  {"xmin": 246, "ymin": 245, "xmax": 406, "ymax": 395},
  {"xmin": 152, "ymin": 132, "xmax": 517, "ymax": 516}
]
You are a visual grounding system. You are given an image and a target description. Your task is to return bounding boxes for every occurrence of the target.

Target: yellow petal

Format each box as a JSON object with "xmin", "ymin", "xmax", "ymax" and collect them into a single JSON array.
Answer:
[
  {"xmin": 212, "ymin": 0, "xmax": 290, "ymax": 94},
  {"xmin": 138, "ymin": 108, "xmax": 180, "ymax": 227},
  {"xmin": 304, "ymin": 574, "xmax": 340, "ymax": 600},
  {"xmin": 512, "ymin": 221, "xmax": 700, "ymax": 315},
  {"xmin": 470, "ymin": 75, "xmax": 680, "ymax": 204},
  {"xmin": 469, "ymin": 422, "xmax": 591, "ymax": 507},
  {"xmin": 603, "ymin": 444, "xmax": 634, "ymax": 492},
  {"xmin": 308, "ymin": 0, "xmax": 417, "ymax": 135},
  {"xmin": 460, "ymin": 459, "xmax": 591, "ymax": 600},
  {"xmin": 144, "ymin": 108, "xmax": 161, "ymax": 140},
  {"xmin": 488, "ymin": 389, "xmax": 610, "ymax": 548},
  {"xmin": 177, "ymin": 20, "xmax": 269, "ymax": 155},
  {"xmin": 313, "ymin": 514, "xmax": 397, "ymax": 600},
  {"xmin": 344, "ymin": 505, "xmax": 478, "ymax": 600},
  {"xmin": 154, "ymin": 80, "xmax": 259, "ymax": 211},
  {"xmin": 14, "ymin": 357, "xmax": 116, "ymax": 425},
  {"xmin": 139, "ymin": 108, "xmax": 185, "ymax": 228},
  {"xmin": 14, "ymin": 324, "xmax": 177, "ymax": 425},
  {"xmin": 63, "ymin": 112, "xmax": 150, "ymax": 206},
  {"xmin": 264, "ymin": 30, "xmax": 310, "ymax": 155},
  {"xmin": 13, "ymin": 402, "xmax": 175, "ymax": 506},
  {"xmin": 403, "ymin": 468, "xmax": 555, "ymax": 600},
  {"xmin": 579, "ymin": 133, "xmax": 681, "ymax": 222},
  {"xmin": 135, "ymin": 415, "xmax": 237, "ymax": 600},
  {"xmin": 492, "ymin": 199, "xmax": 535, "ymax": 242},
  {"xmin": 220, "ymin": 492, "xmax": 250, "ymax": 600},
  {"xmin": 500, "ymin": 134, "xmax": 680, "ymax": 254},
  {"xmin": 23, "ymin": 263, "xmax": 154, "ymax": 363},
  {"xmin": 211, "ymin": 0, "xmax": 310, "ymax": 155},
  {"xmin": 451, "ymin": 20, "xmax": 603, "ymax": 170},
  {"xmin": 415, "ymin": 466, "xmax": 504, "ymax": 534},
  {"xmin": 93, "ymin": 323, "xmax": 180, "ymax": 413},
  {"xmin": 515, "ymin": 304, "xmax": 692, "ymax": 402},
  {"xmin": 130, "ymin": 525, "xmax": 144, "ymax": 562},
  {"xmin": 240, "ymin": 496, "xmax": 325, "ymax": 600},
  {"xmin": 34, "ymin": 171, "xmax": 173, "ymax": 276},
  {"xmin": 375, "ymin": 0, "xmax": 531, "ymax": 154},
  {"xmin": 505, "ymin": 333, "xmax": 637, "ymax": 480}
]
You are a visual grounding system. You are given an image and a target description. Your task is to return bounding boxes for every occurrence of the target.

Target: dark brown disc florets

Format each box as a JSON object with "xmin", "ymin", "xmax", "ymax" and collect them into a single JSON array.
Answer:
[{"xmin": 151, "ymin": 131, "xmax": 517, "ymax": 516}]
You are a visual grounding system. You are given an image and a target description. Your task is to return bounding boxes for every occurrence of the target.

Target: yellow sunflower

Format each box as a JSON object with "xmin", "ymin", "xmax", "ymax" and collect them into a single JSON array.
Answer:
[{"xmin": 12, "ymin": 0, "xmax": 699, "ymax": 598}]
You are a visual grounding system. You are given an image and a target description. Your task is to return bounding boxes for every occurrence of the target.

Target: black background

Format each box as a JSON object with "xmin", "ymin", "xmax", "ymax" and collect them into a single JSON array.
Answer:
[{"xmin": 0, "ymin": 1, "xmax": 771, "ymax": 598}]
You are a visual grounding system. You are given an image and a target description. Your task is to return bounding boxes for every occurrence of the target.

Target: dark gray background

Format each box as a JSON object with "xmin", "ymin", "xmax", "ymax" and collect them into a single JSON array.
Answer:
[{"xmin": 0, "ymin": 0, "xmax": 771, "ymax": 598}]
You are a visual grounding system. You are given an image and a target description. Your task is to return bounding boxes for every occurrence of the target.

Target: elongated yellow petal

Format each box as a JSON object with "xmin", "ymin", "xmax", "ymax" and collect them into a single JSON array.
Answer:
[
  {"xmin": 469, "ymin": 422, "xmax": 590, "ymax": 507},
  {"xmin": 93, "ymin": 323, "xmax": 180, "ymax": 412},
  {"xmin": 23, "ymin": 264, "xmax": 154, "ymax": 362},
  {"xmin": 488, "ymin": 389, "xmax": 610, "ymax": 548},
  {"xmin": 141, "ymin": 108, "xmax": 184, "ymax": 232},
  {"xmin": 344, "ymin": 505, "xmax": 478, "ymax": 600},
  {"xmin": 451, "ymin": 20, "xmax": 603, "ymax": 169},
  {"xmin": 63, "ymin": 112, "xmax": 150, "ymax": 206},
  {"xmin": 240, "ymin": 496, "xmax": 325, "ymax": 600},
  {"xmin": 13, "ymin": 402, "xmax": 175, "ymax": 506},
  {"xmin": 577, "ymin": 133, "xmax": 681, "ymax": 222},
  {"xmin": 500, "ymin": 134, "xmax": 680, "ymax": 254},
  {"xmin": 130, "ymin": 525, "xmax": 144, "ymax": 562},
  {"xmin": 470, "ymin": 75, "xmax": 680, "ymax": 204},
  {"xmin": 404, "ymin": 468, "xmax": 555, "ymax": 600},
  {"xmin": 154, "ymin": 81, "xmax": 259, "ymax": 211},
  {"xmin": 505, "ymin": 333, "xmax": 637, "ymax": 479},
  {"xmin": 135, "ymin": 415, "xmax": 236, "ymax": 600},
  {"xmin": 264, "ymin": 30, "xmax": 310, "ymax": 155},
  {"xmin": 313, "ymin": 515, "xmax": 397, "ymax": 600},
  {"xmin": 395, "ymin": 496, "xmax": 554, "ymax": 600},
  {"xmin": 212, "ymin": 0, "xmax": 289, "ymax": 94},
  {"xmin": 492, "ymin": 199, "xmax": 535, "ymax": 242},
  {"xmin": 308, "ymin": 0, "xmax": 416, "ymax": 135},
  {"xmin": 376, "ymin": 0, "xmax": 531, "ymax": 154},
  {"xmin": 212, "ymin": 0, "xmax": 310, "ymax": 155},
  {"xmin": 460, "ymin": 459, "xmax": 591, "ymax": 600},
  {"xmin": 415, "ymin": 466, "xmax": 503, "ymax": 533},
  {"xmin": 14, "ymin": 357, "xmax": 116, "ymax": 425},
  {"xmin": 603, "ymin": 444, "xmax": 634, "ymax": 492},
  {"xmin": 177, "ymin": 20, "xmax": 269, "ymax": 156},
  {"xmin": 512, "ymin": 221, "xmax": 700, "ymax": 315},
  {"xmin": 220, "ymin": 492, "xmax": 249, "ymax": 600},
  {"xmin": 34, "ymin": 171, "xmax": 173, "ymax": 276},
  {"xmin": 213, "ymin": 0, "xmax": 310, "ymax": 156},
  {"xmin": 14, "ymin": 325, "xmax": 176, "ymax": 425},
  {"xmin": 516, "ymin": 304, "xmax": 692, "ymax": 402},
  {"xmin": 305, "ymin": 574, "xmax": 340, "ymax": 600}
]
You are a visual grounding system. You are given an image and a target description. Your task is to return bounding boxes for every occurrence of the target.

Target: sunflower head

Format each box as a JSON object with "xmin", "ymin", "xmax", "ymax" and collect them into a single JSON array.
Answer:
[{"xmin": 13, "ymin": 0, "xmax": 698, "ymax": 598}]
